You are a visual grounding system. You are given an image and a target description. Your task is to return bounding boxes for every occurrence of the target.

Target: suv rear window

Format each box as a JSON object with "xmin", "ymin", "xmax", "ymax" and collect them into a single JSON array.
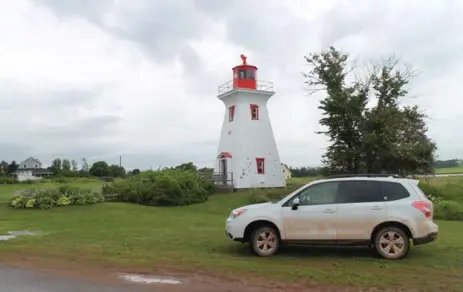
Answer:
[
  {"xmin": 336, "ymin": 180, "xmax": 383, "ymax": 203},
  {"xmin": 379, "ymin": 181, "xmax": 410, "ymax": 201}
]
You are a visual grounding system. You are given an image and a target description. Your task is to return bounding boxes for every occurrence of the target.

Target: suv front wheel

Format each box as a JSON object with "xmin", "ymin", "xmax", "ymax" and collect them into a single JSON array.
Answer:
[
  {"xmin": 374, "ymin": 226, "xmax": 410, "ymax": 260},
  {"xmin": 250, "ymin": 226, "xmax": 280, "ymax": 257}
]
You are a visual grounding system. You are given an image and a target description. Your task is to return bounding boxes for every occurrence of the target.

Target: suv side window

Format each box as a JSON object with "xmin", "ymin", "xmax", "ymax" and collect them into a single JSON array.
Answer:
[
  {"xmin": 380, "ymin": 181, "xmax": 410, "ymax": 201},
  {"xmin": 336, "ymin": 180, "xmax": 383, "ymax": 203},
  {"xmin": 293, "ymin": 182, "xmax": 339, "ymax": 206}
]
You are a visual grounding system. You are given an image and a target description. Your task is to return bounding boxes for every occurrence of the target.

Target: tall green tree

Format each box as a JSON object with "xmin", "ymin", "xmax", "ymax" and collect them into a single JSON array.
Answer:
[
  {"xmin": 7, "ymin": 161, "xmax": 18, "ymax": 174},
  {"xmin": 304, "ymin": 47, "xmax": 436, "ymax": 175},
  {"xmin": 175, "ymin": 162, "xmax": 197, "ymax": 172},
  {"xmin": 50, "ymin": 158, "xmax": 62, "ymax": 175},
  {"xmin": 0, "ymin": 160, "xmax": 8, "ymax": 175},
  {"xmin": 304, "ymin": 47, "xmax": 369, "ymax": 173},
  {"xmin": 89, "ymin": 161, "xmax": 110, "ymax": 177},
  {"xmin": 79, "ymin": 158, "xmax": 90, "ymax": 177},
  {"xmin": 62, "ymin": 159, "xmax": 71, "ymax": 171},
  {"xmin": 108, "ymin": 164, "xmax": 125, "ymax": 177},
  {"xmin": 71, "ymin": 160, "xmax": 78, "ymax": 172},
  {"xmin": 81, "ymin": 158, "xmax": 89, "ymax": 172}
]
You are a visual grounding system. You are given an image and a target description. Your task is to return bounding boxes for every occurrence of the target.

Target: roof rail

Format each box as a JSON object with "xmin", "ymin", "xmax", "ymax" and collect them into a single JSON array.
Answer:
[{"xmin": 325, "ymin": 174, "xmax": 403, "ymax": 179}]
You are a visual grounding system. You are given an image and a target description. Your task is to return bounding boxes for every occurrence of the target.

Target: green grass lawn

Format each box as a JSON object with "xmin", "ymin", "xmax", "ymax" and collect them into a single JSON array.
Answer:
[
  {"xmin": 1, "ymin": 181, "xmax": 463, "ymax": 291},
  {"xmin": 436, "ymin": 166, "xmax": 463, "ymax": 174}
]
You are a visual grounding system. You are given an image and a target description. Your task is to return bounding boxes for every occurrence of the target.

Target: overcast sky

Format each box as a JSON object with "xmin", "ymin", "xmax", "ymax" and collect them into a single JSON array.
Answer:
[{"xmin": 1, "ymin": 0, "xmax": 462, "ymax": 169}]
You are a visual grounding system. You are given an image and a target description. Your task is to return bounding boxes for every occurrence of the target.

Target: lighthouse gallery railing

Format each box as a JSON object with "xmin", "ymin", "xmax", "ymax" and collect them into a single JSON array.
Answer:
[{"xmin": 217, "ymin": 80, "xmax": 274, "ymax": 95}]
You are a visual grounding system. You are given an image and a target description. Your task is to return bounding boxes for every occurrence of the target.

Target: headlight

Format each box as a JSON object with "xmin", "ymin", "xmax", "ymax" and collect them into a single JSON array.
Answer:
[{"xmin": 229, "ymin": 209, "xmax": 247, "ymax": 219}]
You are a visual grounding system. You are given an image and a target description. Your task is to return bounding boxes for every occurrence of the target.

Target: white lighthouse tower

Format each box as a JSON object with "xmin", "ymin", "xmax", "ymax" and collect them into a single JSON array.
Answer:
[{"xmin": 213, "ymin": 55, "xmax": 285, "ymax": 189}]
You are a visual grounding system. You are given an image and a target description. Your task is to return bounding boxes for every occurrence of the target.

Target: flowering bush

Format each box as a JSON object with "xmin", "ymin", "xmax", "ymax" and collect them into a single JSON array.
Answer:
[
  {"xmin": 426, "ymin": 193, "xmax": 443, "ymax": 205},
  {"xmin": 7, "ymin": 185, "xmax": 104, "ymax": 210},
  {"xmin": 56, "ymin": 196, "xmax": 71, "ymax": 206},
  {"xmin": 418, "ymin": 180, "xmax": 463, "ymax": 221}
]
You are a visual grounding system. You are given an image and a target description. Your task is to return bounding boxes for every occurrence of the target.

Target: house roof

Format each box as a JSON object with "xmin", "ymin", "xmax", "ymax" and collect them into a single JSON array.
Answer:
[
  {"xmin": 19, "ymin": 156, "xmax": 42, "ymax": 165},
  {"xmin": 281, "ymin": 163, "xmax": 291, "ymax": 173}
]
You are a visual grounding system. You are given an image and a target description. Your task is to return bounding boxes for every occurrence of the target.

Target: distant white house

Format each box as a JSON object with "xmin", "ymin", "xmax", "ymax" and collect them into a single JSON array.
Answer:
[
  {"xmin": 281, "ymin": 163, "xmax": 292, "ymax": 181},
  {"xmin": 13, "ymin": 157, "xmax": 53, "ymax": 182}
]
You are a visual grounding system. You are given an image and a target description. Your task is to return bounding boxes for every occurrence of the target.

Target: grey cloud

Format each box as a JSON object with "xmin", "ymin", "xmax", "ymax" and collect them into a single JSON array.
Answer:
[
  {"xmin": 33, "ymin": 0, "xmax": 114, "ymax": 23},
  {"xmin": 35, "ymin": 0, "xmax": 213, "ymax": 93},
  {"xmin": 28, "ymin": 114, "xmax": 121, "ymax": 139},
  {"xmin": 321, "ymin": 1, "xmax": 463, "ymax": 73},
  {"xmin": 0, "ymin": 143, "xmax": 34, "ymax": 163},
  {"xmin": 0, "ymin": 82, "xmax": 122, "ymax": 163},
  {"xmin": 18, "ymin": 0, "xmax": 463, "ymax": 167},
  {"xmin": 0, "ymin": 80, "xmax": 102, "ymax": 110}
]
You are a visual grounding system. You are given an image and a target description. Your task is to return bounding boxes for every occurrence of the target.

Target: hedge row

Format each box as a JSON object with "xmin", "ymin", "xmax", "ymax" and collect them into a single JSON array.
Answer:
[
  {"xmin": 0, "ymin": 176, "xmax": 104, "ymax": 185},
  {"xmin": 102, "ymin": 169, "xmax": 215, "ymax": 206},
  {"xmin": 8, "ymin": 185, "xmax": 104, "ymax": 209}
]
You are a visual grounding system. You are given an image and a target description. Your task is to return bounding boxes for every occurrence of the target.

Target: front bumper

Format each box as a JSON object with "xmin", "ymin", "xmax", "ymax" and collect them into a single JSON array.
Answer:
[
  {"xmin": 225, "ymin": 219, "xmax": 246, "ymax": 243},
  {"xmin": 225, "ymin": 230, "xmax": 245, "ymax": 243},
  {"xmin": 414, "ymin": 232, "xmax": 438, "ymax": 245}
]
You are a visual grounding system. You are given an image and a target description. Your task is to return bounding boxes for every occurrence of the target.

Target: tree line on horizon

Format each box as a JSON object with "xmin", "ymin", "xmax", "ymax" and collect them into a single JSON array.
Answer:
[
  {"xmin": 289, "ymin": 158, "xmax": 462, "ymax": 177},
  {"xmin": 0, "ymin": 156, "xmax": 459, "ymax": 180},
  {"xmin": 0, "ymin": 158, "xmax": 140, "ymax": 178}
]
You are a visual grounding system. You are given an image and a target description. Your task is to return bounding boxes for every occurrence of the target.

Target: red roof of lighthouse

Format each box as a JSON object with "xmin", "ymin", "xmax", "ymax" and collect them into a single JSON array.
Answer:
[
  {"xmin": 231, "ymin": 54, "xmax": 258, "ymax": 71},
  {"xmin": 232, "ymin": 54, "xmax": 258, "ymax": 90},
  {"xmin": 217, "ymin": 55, "xmax": 274, "ymax": 96}
]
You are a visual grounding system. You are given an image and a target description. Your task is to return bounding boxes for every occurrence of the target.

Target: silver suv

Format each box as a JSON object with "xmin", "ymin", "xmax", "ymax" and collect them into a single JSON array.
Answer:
[{"xmin": 225, "ymin": 174, "xmax": 438, "ymax": 259}]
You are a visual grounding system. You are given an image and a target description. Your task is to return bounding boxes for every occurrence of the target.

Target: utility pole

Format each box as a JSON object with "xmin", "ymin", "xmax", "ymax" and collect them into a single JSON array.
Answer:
[{"xmin": 119, "ymin": 156, "xmax": 122, "ymax": 167}]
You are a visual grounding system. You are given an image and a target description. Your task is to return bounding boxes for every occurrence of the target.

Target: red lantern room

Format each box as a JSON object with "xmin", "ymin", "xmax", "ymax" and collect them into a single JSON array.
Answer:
[{"xmin": 232, "ymin": 54, "xmax": 257, "ymax": 90}]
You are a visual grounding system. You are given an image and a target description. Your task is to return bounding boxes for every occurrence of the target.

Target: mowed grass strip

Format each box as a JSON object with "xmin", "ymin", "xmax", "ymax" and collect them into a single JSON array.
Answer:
[
  {"xmin": 0, "ymin": 180, "xmax": 462, "ymax": 291},
  {"xmin": 435, "ymin": 166, "xmax": 463, "ymax": 174}
]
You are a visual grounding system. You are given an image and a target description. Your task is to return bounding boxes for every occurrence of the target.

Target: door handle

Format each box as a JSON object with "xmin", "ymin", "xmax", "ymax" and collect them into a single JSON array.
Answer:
[
  {"xmin": 370, "ymin": 206, "xmax": 383, "ymax": 210},
  {"xmin": 324, "ymin": 209, "xmax": 336, "ymax": 213}
]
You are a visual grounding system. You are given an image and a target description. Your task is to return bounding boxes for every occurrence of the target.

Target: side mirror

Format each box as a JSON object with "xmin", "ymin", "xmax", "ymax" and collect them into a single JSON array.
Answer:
[{"xmin": 291, "ymin": 197, "xmax": 300, "ymax": 210}]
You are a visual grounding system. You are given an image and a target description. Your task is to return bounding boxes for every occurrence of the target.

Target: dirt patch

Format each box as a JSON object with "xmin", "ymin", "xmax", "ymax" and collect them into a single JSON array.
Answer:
[{"xmin": 0, "ymin": 252, "xmax": 410, "ymax": 292}]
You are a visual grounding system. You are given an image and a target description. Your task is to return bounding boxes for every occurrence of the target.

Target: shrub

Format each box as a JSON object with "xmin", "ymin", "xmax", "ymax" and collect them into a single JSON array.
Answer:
[
  {"xmin": 46, "ymin": 177, "xmax": 101, "ymax": 184},
  {"xmin": 7, "ymin": 185, "xmax": 104, "ymax": 210},
  {"xmin": 246, "ymin": 182, "xmax": 304, "ymax": 204},
  {"xmin": 104, "ymin": 169, "xmax": 215, "ymax": 206},
  {"xmin": 434, "ymin": 200, "xmax": 463, "ymax": 221},
  {"xmin": 419, "ymin": 180, "xmax": 463, "ymax": 221},
  {"xmin": 0, "ymin": 177, "xmax": 18, "ymax": 184}
]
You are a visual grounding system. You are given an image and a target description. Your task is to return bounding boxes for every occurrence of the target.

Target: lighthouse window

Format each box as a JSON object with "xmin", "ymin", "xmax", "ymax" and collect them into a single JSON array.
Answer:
[
  {"xmin": 250, "ymin": 104, "xmax": 259, "ymax": 120},
  {"xmin": 256, "ymin": 158, "xmax": 265, "ymax": 174},
  {"xmin": 246, "ymin": 70, "xmax": 255, "ymax": 80},
  {"xmin": 229, "ymin": 105, "xmax": 235, "ymax": 122},
  {"xmin": 238, "ymin": 69, "xmax": 255, "ymax": 80}
]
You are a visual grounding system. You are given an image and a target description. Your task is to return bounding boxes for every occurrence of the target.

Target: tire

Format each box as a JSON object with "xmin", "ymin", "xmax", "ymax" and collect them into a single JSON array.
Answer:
[
  {"xmin": 374, "ymin": 226, "xmax": 410, "ymax": 260},
  {"xmin": 249, "ymin": 226, "xmax": 280, "ymax": 257}
]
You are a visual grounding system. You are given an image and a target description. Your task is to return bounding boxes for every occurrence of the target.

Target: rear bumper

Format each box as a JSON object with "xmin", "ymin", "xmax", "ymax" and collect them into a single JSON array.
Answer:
[{"xmin": 414, "ymin": 232, "xmax": 438, "ymax": 245}]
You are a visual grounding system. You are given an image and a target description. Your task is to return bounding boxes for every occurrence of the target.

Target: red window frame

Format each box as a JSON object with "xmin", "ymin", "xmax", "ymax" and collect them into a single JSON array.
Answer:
[
  {"xmin": 256, "ymin": 158, "xmax": 265, "ymax": 174},
  {"xmin": 229, "ymin": 105, "xmax": 235, "ymax": 122},
  {"xmin": 250, "ymin": 104, "xmax": 259, "ymax": 120}
]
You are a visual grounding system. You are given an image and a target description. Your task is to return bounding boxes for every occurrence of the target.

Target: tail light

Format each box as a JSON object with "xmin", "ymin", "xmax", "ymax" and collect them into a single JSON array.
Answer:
[{"xmin": 412, "ymin": 201, "xmax": 432, "ymax": 218}]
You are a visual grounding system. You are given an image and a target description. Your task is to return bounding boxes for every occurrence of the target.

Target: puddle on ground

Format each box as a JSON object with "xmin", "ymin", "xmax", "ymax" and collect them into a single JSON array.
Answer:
[
  {"xmin": 119, "ymin": 273, "xmax": 182, "ymax": 285},
  {"xmin": 0, "ymin": 230, "xmax": 41, "ymax": 241},
  {"xmin": 0, "ymin": 234, "xmax": 16, "ymax": 241}
]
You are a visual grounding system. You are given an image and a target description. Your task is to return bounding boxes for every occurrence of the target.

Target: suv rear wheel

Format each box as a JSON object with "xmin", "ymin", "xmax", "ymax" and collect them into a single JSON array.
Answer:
[
  {"xmin": 374, "ymin": 226, "xmax": 410, "ymax": 260},
  {"xmin": 250, "ymin": 226, "xmax": 280, "ymax": 257}
]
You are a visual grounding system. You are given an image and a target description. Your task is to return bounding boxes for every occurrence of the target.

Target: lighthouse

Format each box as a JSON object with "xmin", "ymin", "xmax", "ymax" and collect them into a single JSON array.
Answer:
[{"xmin": 213, "ymin": 55, "xmax": 285, "ymax": 189}]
